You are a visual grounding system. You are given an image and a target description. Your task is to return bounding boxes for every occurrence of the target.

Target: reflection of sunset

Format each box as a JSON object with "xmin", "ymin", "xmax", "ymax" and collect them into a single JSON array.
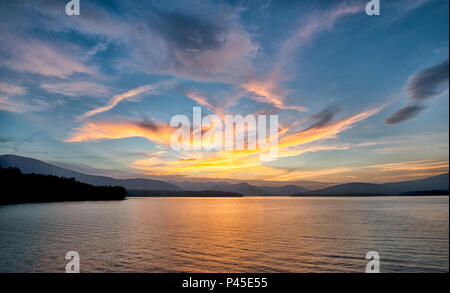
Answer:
[{"xmin": 116, "ymin": 196, "xmax": 449, "ymax": 272}]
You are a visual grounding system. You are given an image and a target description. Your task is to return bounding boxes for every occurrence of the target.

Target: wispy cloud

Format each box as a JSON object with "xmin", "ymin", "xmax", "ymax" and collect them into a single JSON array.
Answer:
[
  {"xmin": 279, "ymin": 106, "xmax": 383, "ymax": 150},
  {"xmin": 100, "ymin": 106, "xmax": 382, "ymax": 180},
  {"xmin": 275, "ymin": 2, "xmax": 362, "ymax": 69},
  {"xmin": 33, "ymin": 1, "xmax": 259, "ymax": 83},
  {"xmin": 385, "ymin": 59, "xmax": 449, "ymax": 125},
  {"xmin": 0, "ymin": 34, "xmax": 97, "ymax": 78},
  {"xmin": 271, "ymin": 158, "xmax": 448, "ymax": 183},
  {"xmin": 385, "ymin": 103, "xmax": 426, "ymax": 125},
  {"xmin": 0, "ymin": 82, "xmax": 26, "ymax": 96},
  {"xmin": 240, "ymin": 70, "xmax": 308, "ymax": 111},
  {"xmin": 127, "ymin": 8, "xmax": 259, "ymax": 82},
  {"xmin": 66, "ymin": 119, "xmax": 173, "ymax": 145},
  {"xmin": 0, "ymin": 82, "xmax": 50, "ymax": 113},
  {"xmin": 408, "ymin": 59, "xmax": 449, "ymax": 101},
  {"xmin": 239, "ymin": 2, "xmax": 361, "ymax": 112},
  {"xmin": 79, "ymin": 80, "xmax": 175, "ymax": 119},
  {"xmin": 41, "ymin": 81, "xmax": 110, "ymax": 98},
  {"xmin": 183, "ymin": 90, "xmax": 225, "ymax": 118}
]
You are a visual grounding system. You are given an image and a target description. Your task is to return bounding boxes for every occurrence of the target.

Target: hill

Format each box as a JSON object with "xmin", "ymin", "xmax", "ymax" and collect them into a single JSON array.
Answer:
[
  {"xmin": 127, "ymin": 189, "xmax": 243, "ymax": 197},
  {"xmin": 0, "ymin": 154, "xmax": 183, "ymax": 191},
  {"xmin": 292, "ymin": 173, "xmax": 449, "ymax": 196},
  {"xmin": 0, "ymin": 166, "xmax": 126, "ymax": 204}
]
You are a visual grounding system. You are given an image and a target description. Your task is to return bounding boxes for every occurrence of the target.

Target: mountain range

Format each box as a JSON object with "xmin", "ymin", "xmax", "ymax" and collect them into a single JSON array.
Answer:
[
  {"xmin": 293, "ymin": 173, "xmax": 449, "ymax": 196},
  {"xmin": 0, "ymin": 154, "xmax": 182, "ymax": 191},
  {"xmin": 0, "ymin": 154, "xmax": 448, "ymax": 196}
]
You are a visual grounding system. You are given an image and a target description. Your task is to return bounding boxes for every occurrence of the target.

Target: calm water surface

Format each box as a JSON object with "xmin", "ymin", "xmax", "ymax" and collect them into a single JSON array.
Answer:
[{"xmin": 0, "ymin": 196, "xmax": 448, "ymax": 272}]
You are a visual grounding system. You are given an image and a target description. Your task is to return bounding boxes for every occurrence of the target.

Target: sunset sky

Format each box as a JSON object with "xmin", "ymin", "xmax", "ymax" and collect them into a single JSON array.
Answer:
[{"xmin": 0, "ymin": 0, "xmax": 448, "ymax": 184}]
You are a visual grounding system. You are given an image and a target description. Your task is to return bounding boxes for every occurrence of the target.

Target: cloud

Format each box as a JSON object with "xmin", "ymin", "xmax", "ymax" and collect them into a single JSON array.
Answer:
[
  {"xmin": 0, "ymin": 82, "xmax": 26, "ymax": 96},
  {"xmin": 0, "ymin": 82, "xmax": 50, "ymax": 113},
  {"xmin": 407, "ymin": 59, "xmax": 449, "ymax": 101},
  {"xmin": 158, "ymin": 11, "xmax": 226, "ymax": 52},
  {"xmin": 0, "ymin": 136, "xmax": 18, "ymax": 143},
  {"xmin": 303, "ymin": 106, "xmax": 340, "ymax": 130},
  {"xmin": 275, "ymin": 2, "xmax": 362, "ymax": 69},
  {"xmin": 0, "ymin": 34, "xmax": 97, "ymax": 78},
  {"xmin": 132, "ymin": 106, "xmax": 380, "ymax": 179},
  {"xmin": 386, "ymin": 59, "xmax": 449, "ymax": 125},
  {"xmin": 65, "ymin": 103, "xmax": 383, "ymax": 181},
  {"xmin": 33, "ymin": 1, "xmax": 259, "ymax": 83},
  {"xmin": 41, "ymin": 81, "xmax": 110, "ymax": 98},
  {"xmin": 136, "ymin": 8, "xmax": 259, "ymax": 82},
  {"xmin": 270, "ymin": 158, "xmax": 449, "ymax": 183},
  {"xmin": 240, "ymin": 2, "xmax": 361, "ymax": 112},
  {"xmin": 0, "ymin": 95, "xmax": 49, "ymax": 113},
  {"xmin": 183, "ymin": 90, "xmax": 223, "ymax": 117},
  {"xmin": 384, "ymin": 103, "xmax": 425, "ymax": 125},
  {"xmin": 240, "ymin": 70, "xmax": 308, "ymax": 111},
  {"xmin": 79, "ymin": 80, "xmax": 175, "ymax": 119},
  {"xmin": 279, "ymin": 106, "xmax": 383, "ymax": 150},
  {"xmin": 66, "ymin": 106, "xmax": 380, "ymax": 151},
  {"xmin": 66, "ymin": 120, "xmax": 173, "ymax": 145}
]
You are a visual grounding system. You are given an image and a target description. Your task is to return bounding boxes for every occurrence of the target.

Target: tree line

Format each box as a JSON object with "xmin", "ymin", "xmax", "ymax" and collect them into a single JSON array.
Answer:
[{"xmin": 0, "ymin": 165, "xmax": 126, "ymax": 205}]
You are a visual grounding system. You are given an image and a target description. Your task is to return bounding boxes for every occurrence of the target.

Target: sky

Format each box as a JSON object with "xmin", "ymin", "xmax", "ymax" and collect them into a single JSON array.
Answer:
[{"xmin": 0, "ymin": 0, "xmax": 448, "ymax": 184}]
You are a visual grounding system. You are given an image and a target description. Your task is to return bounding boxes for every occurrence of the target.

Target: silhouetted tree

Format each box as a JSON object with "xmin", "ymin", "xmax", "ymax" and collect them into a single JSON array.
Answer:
[{"xmin": 0, "ymin": 165, "xmax": 127, "ymax": 205}]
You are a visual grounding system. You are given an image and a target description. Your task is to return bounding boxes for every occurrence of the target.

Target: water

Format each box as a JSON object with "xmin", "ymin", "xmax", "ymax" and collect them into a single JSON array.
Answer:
[{"xmin": 0, "ymin": 196, "xmax": 448, "ymax": 273}]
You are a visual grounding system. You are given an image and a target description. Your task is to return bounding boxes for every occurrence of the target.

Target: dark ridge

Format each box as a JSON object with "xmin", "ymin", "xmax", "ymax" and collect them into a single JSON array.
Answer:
[
  {"xmin": 399, "ymin": 190, "xmax": 449, "ymax": 196},
  {"xmin": 291, "ymin": 173, "xmax": 449, "ymax": 196},
  {"xmin": 0, "ymin": 154, "xmax": 183, "ymax": 191},
  {"xmin": 0, "ymin": 166, "xmax": 126, "ymax": 205},
  {"xmin": 127, "ymin": 189, "xmax": 243, "ymax": 197}
]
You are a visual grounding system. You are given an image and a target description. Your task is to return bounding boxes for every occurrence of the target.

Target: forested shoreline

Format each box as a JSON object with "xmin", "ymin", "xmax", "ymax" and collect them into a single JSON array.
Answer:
[{"xmin": 0, "ymin": 166, "xmax": 127, "ymax": 205}]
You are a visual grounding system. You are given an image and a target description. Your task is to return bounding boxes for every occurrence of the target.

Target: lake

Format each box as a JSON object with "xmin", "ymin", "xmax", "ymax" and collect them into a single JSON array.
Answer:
[{"xmin": 0, "ymin": 196, "xmax": 448, "ymax": 272}]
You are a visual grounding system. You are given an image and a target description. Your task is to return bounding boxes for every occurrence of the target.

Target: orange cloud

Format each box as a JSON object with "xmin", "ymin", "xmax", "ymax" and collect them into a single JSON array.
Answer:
[
  {"xmin": 67, "ymin": 106, "xmax": 385, "ymax": 181},
  {"xmin": 241, "ymin": 71, "xmax": 307, "ymax": 112},
  {"xmin": 184, "ymin": 90, "xmax": 225, "ymax": 119},
  {"xmin": 278, "ymin": 107, "xmax": 382, "ymax": 149},
  {"xmin": 272, "ymin": 159, "xmax": 449, "ymax": 183},
  {"xmin": 66, "ymin": 120, "xmax": 173, "ymax": 145},
  {"xmin": 131, "ymin": 107, "xmax": 383, "ymax": 179}
]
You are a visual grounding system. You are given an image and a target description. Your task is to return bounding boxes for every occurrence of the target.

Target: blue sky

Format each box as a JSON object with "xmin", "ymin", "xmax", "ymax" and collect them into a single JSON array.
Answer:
[{"xmin": 0, "ymin": 0, "xmax": 448, "ymax": 183}]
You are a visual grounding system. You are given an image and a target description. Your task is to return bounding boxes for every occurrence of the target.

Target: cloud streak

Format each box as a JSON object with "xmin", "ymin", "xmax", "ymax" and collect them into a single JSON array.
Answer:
[
  {"xmin": 79, "ymin": 80, "xmax": 175, "ymax": 119},
  {"xmin": 68, "ymin": 105, "xmax": 382, "ymax": 180},
  {"xmin": 385, "ymin": 59, "xmax": 449, "ymax": 125},
  {"xmin": 408, "ymin": 59, "xmax": 449, "ymax": 101},
  {"xmin": 240, "ymin": 70, "xmax": 308, "ymax": 111},
  {"xmin": 239, "ymin": 2, "xmax": 361, "ymax": 112},
  {"xmin": 0, "ymin": 82, "xmax": 50, "ymax": 113},
  {"xmin": 385, "ymin": 103, "xmax": 425, "ymax": 125},
  {"xmin": 66, "ymin": 120, "xmax": 173, "ymax": 145},
  {"xmin": 0, "ymin": 34, "xmax": 97, "ymax": 78},
  {"xmin": 276, "ymin": 2, "xmax": 362, "ymax": 69},
  {"xmin": 41, "ymin": 81, "xmax": 110, "ymax": 98}
]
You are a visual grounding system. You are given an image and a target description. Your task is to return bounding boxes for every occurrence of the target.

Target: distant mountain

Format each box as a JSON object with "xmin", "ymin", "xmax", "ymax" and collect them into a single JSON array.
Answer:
[
  {"xmin": 261, "ymin": 185, "xmax": 310, "ymax": 195},
  {"xmin": 208, "ymin": 182, "xmax": 270, "ymax": 196},
  {"xmin": 127, "ymin": 189, "xmax": 243, "ymax": 197},
  {"xmin": 4, "ymin": 154, "xmax": 445, "ymax": 197},
  {"xmin": 0, "ymin": 155, "xmax": 310, "ymax": 196},
  {"xmin": 293, "ymin": 173, "xmax": 449, "ymax": 196},
  {"xmin": 170, "ymin": 181, "xmax": 230, "ymax": 191},
  {"xmin": 384, "ymin": 173, "xmax": 449, "ymax": 193},
  {"xmin": 0, "ymin": 155, "xmax": 183, "ymax": 191},
  {"xmin": 249, "ymin": 180, "xmax": 333, "ymax": 191},
  {"xmin": 172, "ymin": 181, "xmax": 310, "ymax": 195}
]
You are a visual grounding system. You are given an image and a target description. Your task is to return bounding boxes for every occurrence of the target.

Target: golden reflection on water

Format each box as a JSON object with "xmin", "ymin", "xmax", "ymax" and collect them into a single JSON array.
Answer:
[
  {"xmin": 124, "ymin": 196, "xmax": 449, "ymax": 272},
  {"xmin": 0, "ymin": 196, "xmax": 448, "ymax": 272}
]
